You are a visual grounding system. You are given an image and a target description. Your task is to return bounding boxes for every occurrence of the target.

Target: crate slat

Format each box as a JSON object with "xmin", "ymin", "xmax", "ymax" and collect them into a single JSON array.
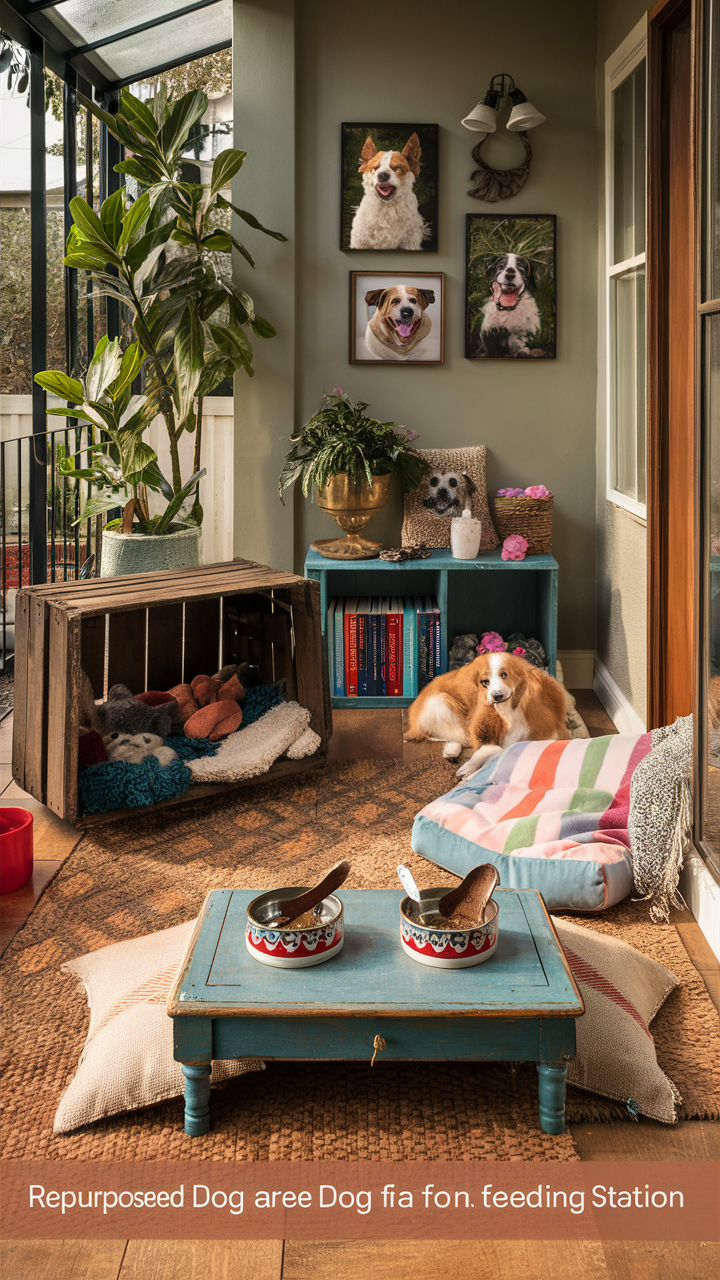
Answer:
[
  {"xmin": 24, "ymin": 595, "xmax": 49, "ymax": 803},
  {"xmin": 107, "ymin": 608, "xmax": 147, "ymax": 692},
  {"xmin": 46, "ymin": 606, "xmax": 81, "ymax": 821},
  {"xmin": 81, "ymin": 615, "xmax": 106, "ymax": 699},
  {"xmin": 11, "ymin": 592, "xmax": 30, "ymax": 792}
]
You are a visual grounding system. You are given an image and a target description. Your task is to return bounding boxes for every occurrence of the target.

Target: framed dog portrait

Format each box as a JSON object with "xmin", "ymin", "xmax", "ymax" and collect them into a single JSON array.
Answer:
[
  {"xmin": 341, "ymin": 123, "xmax": 439, "ymax": 252},
  {"xmin": 465, "ymin": 214, "xmax": 556, "ymax": 359},
  {"xmin": 350, "ymin": 272, "xmax": 444, "ymax": 365}
]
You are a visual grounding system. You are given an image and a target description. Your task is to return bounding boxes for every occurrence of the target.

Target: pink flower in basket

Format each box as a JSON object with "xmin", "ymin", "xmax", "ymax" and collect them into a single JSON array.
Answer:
[
  {"xmin": 497, "ymin": 487, "xmax": 525, "ymax": 498},
  {"xmin": 477, "ymin": 631, "xmax": 506, "ymax": 654},
  {"xmin": 524, "ymin": 485, "xmax": 551, "ymax": 499},
  {"xmin": 513, "ymin": 646, "xmax": 527, "ymax": 657},
  {"xmin": 501, "ymin": 534, "xmax": 529, "ymax": 561}
]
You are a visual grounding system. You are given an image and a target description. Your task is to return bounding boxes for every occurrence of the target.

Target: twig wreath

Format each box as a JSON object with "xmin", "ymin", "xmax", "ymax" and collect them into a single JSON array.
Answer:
[{"xmin": 468, "ymin": 131, "xmax": 532, "ymax": 203}]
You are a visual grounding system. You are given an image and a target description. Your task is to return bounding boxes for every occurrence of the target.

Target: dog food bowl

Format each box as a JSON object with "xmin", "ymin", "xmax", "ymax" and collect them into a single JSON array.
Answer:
[
  {"xmin": 246, "ymin": 888, "xmax": 344, "ymax": 968},
  {"xmin": 399, "ymin": 889, "xmax": 499, "ymax": 969}
]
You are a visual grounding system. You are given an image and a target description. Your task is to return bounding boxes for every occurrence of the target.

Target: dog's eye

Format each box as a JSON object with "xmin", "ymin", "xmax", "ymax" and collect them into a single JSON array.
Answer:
[
  {"xmin": 500, "ymin": 672, "xmax": 507, "ymax": 679},
  {"xmin": 391, "ymin": 296, "xmax": 400, "ymax": 305},
  {"xmin": 449, "ymin": 478, "xmax": 458, "ymax": 488},
  {"xmin": 430, "ymin": 477, "xmax": 439, "ymax": 486},
  {"xmin": 481, "ymin": 680, "xmax": 489, "ymax": 687},
  {"xmin": 409, "ymin": 297, "xmax": 417, "ymax": 303}
]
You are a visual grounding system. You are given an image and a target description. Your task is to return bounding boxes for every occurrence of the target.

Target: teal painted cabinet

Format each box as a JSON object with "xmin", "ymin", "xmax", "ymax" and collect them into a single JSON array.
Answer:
[{"xmin": 304, "ymin": 548, "xmax": 559, "ymax": 709}]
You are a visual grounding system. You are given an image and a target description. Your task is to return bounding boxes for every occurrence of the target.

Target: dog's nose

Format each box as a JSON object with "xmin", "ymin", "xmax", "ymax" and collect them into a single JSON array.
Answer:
[
  {"xmin": 504, "ymin": 268, "xmax": 516, "ymax": 278},
  {"xmin": 399, "ymin": 307, "xmax": 414, "ymax": 320},
  {"xmin": 492, "ymin": 691, "xmax": 505, "ymax": 702},
  {"xmin": 377, "ymin": 170, "xmax": 390, "ymax": 182}
]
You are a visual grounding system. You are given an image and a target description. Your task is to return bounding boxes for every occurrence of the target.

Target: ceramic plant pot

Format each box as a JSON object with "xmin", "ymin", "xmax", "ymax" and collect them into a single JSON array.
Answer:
[
  {"xmin": 311, "ymin": 472, "xmax": 391, "ymax": 560},
  {"xmin": 100, "ymin": 525, "xmax": 201, "ymax": 577},
  {"xmin": 399, "ymin": 890, "xmax": 499, "ymax": 969},
  {"xmin": 246, "ymin": 888, "xmax": 344, "ymax": 968}
]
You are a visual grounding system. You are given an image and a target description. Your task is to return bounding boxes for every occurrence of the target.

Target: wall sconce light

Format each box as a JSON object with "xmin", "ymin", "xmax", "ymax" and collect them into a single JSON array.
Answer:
[{"xmin": 461, "ymin": 74, "xmax": 545, "ymax": 133}]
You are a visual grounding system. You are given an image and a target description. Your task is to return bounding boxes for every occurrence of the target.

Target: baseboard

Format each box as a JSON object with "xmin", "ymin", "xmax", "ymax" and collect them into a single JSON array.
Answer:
[
  {"xmin": 680, "ymin": 849, "xmax": 720, "ymax": 962},
  {"xmin": 557, "ymin": 650, "xmax": 595, "ymax": 689},
  {"xmin": 593, "ymin": 656, "xmax": 646, "ymax": 734}
]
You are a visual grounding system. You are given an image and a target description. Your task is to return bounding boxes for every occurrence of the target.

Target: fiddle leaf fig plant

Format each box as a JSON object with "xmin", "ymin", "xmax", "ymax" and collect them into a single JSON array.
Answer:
[{"xmin": 35, "ymin": 83, "xmax": 286, "ymax": 533}]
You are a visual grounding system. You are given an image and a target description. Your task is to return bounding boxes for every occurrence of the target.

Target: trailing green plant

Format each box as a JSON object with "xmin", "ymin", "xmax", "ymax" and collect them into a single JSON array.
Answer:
[
  {"xmin": 35, "ymin": 83, "xmax": 286, "ymax": 531},
  {"xmin": 278, "ymin": 389, "xmax": 429, "ymax": 502}
]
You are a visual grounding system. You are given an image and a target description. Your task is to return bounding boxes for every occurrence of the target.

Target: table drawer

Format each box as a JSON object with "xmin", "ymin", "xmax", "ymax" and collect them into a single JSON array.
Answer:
[{"xmin": 205, "ymin": 1015, "xmax": 573, "ymax": 1063}]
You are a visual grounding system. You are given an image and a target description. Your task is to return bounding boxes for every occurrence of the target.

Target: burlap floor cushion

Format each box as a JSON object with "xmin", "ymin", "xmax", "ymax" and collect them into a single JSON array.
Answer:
[
  {"xmin": 401, "ymin": 446, "xmax": 499, "ymax": 550},
  {"xmin": 54, "ymin": 920, "xmax": 264, "ymax": 1133},
  {"xmin": 554, "ymin": 917, "xmax": 680, "ymax": 1123}
]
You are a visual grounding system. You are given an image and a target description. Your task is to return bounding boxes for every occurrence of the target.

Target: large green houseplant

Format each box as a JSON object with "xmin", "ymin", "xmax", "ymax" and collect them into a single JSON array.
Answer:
[
  {"xmin": 278, "ymin": 389, "xmax": 429, "ymax": 558},
  {"xmin": 35, "ymin": 84, "xmax": 286, "ymax": 574}
]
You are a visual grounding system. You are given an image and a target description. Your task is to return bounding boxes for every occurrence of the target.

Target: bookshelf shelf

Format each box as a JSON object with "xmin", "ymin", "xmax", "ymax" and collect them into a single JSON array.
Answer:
[{"xmin": 304, "ymin": 547, "xmax": 559, "ymax": 710}]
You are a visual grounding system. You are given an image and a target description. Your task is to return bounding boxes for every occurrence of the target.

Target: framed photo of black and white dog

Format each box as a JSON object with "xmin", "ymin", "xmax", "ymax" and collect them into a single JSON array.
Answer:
[
  {"xmin": 350, "ymin": 272, "xmax": 444, "ymax": 364},
  {"xmin": 341, "ymin": 123, "xmax": 439, "ymax": 252},
  {"xmin": 465, "ymin": 214, "xmax": 556, "ymax": 359}
]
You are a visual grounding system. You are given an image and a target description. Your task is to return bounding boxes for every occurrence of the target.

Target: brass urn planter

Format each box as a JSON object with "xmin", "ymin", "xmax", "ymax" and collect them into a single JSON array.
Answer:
[{"xmin": 311, "ymin": 473, "xmax": 391, "ymax": 559}]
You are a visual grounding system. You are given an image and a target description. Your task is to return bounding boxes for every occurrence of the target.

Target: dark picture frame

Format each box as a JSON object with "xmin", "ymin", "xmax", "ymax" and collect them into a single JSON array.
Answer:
[
  {"xmin": 350, "ymin": 272, "xmax": 444, "ymax": 365},
  {"xmin": 341, "ymin": 123, "xmax": 439, "ymax": 252},
  {"xmin": 465, "ymin": 214, "xmax": 556, "ymax": 359}
]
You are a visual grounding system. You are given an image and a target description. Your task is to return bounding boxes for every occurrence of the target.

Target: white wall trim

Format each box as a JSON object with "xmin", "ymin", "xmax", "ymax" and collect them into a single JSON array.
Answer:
[
  {"xmin": 557, "ymin": 650, "xmax": 595, "ymax": 689},
  {"xmin": 593, "ymin": 655, "xmax": 646, "ymax": 733},
  {"xmin": 679, "ymin": 849, "xmax": 720, "ymax": 962}
]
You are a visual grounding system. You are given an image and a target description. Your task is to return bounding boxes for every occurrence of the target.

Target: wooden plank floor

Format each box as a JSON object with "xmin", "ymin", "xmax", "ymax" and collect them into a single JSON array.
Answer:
[{"xmin": 1, "ymin": 697, "xmax": 718, "ymax": 1278}]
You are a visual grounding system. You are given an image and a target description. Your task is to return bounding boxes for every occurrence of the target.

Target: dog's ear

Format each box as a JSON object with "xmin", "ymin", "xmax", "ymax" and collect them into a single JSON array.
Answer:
[
  {"xmin": 462, "ymin": 471, "xmax": 477, "ymax": 497},
  {"xmin": 487, "ymin": 256, "xmax": 505, "ymax": 281},
  {"xmin": 402, "ymin": 132, "xmax": 422, "ymax": 176},
  {"xmin": 364, "ymin": 289, "xmax": 387, "ymax": 309},
  {"xmin": 415, "ymin": 289, "xmax": 435, "ymax": 309},
  {"xmin": 359, "ymin": 136, "xmax": 378, "ymax": 169},
  {"xmin": 508, "ymin": 656, "xmax": 528, "ymax": 708},
  {"xmin": 517, "ymin": 256, "xmax": 535, "ymax": 291}
]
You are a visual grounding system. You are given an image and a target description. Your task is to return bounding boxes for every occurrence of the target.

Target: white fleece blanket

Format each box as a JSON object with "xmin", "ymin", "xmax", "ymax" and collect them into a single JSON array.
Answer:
[{"xmin": 188, "ymin": 701, "xmax": 321, "ymax": 783}]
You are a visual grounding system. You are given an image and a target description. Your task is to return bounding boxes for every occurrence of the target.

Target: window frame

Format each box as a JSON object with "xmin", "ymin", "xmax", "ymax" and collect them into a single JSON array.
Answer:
[{"xmin": 605, "ymin": 15, "xmax": 649, "ymax": 520}]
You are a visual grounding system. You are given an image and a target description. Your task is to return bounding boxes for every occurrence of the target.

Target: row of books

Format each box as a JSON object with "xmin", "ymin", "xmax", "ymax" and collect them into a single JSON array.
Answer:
[{"xmin": 328, "ymin": 597, "xmax": 442, "ymax": 698}]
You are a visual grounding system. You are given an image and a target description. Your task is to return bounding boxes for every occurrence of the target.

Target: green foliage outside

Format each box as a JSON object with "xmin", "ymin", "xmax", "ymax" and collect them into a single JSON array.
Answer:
[
  {"xmin": 466, "ymin": 215, "xmax": 556, "ymax": 356},
  {"xmin": 341, "ymin": 124, "xmax": 438, "ymax": 250},
  {"xmin": 278, "ymin": 389, "xmax": 430, "ymax": 502}
]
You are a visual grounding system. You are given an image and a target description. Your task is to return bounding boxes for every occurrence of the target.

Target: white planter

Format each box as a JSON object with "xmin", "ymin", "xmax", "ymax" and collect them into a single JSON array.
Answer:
[{"xmin": 100, "ymin": 526, "xmax": 201, "ymax": 577}]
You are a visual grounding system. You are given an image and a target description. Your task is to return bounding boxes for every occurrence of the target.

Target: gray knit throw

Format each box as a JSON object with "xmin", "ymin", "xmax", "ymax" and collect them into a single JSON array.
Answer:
[{"xmin": 628, "ymin": 715, "xmax": 693, "ymax": 923}]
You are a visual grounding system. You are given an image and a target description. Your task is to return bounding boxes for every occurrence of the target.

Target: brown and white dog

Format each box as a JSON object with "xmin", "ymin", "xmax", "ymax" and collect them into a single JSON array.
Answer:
[
  {"xmin": 364, "ymin": 284, "xmax": 435, "ymax": 360},
  {"xmin": 350, "ymin": 134, "xmax": 428, "ymax": 250},
  {"xmin": 404, "ymin": 652, "xmax": 569, "ymax": 778}
]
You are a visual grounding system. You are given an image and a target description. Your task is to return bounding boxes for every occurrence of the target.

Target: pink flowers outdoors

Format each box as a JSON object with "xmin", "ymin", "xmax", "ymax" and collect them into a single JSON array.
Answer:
[
  {"xmin": 501, "ymin": 534, "xmax": 529, "ymax": 561},
  {"xmin": 477, "ymin": 631, "xmax": 505, "ymax": 653},
  {"xmin": 497, "ymin": 485, "xmax": 552, "ymax": 500}
]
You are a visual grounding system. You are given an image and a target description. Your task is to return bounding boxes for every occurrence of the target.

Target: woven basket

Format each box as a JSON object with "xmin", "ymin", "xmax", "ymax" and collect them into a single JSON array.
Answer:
[{"xmin": 492, "ymin": 495, "xmax": 553, "ymax": 555}]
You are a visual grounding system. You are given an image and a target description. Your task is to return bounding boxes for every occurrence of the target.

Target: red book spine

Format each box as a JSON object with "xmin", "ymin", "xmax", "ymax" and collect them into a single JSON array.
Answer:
[
  {"xmin": 387, "ymin": 615, "xmax": 402, "ymax": 696},
  {"xmin": 345, "ymin": 611, "xmax": 358, "ymax": 696}
]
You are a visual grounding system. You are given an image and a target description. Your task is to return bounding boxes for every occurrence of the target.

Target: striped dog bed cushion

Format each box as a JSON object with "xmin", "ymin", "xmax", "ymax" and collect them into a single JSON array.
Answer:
[{"xmin": 412, "ymin": 733, "xmax": 652, "ymax": 911}]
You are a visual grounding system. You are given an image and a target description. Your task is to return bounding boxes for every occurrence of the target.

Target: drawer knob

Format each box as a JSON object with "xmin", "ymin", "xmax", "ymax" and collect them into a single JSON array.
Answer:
[{"xmin": 370, "ymin": 1034, "xmax": 386, "ymax": 1067}]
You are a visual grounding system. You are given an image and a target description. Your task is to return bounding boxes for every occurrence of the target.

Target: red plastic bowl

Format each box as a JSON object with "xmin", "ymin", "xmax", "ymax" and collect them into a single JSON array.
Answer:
[{"xmin": 0, "ymin": 807, "xmax": 34, "ymax": 893}]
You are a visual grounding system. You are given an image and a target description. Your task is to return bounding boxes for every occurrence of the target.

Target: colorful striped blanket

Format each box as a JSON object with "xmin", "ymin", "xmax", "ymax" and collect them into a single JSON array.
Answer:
[{"xmin": 412, "ymin": 733, "xmax": 653, "ymax": 911}]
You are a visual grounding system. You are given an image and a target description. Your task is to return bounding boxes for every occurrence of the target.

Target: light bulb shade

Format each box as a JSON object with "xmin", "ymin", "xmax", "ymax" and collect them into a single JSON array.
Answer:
[
  {"xmin": 461, "ymin": 102, "xmax": 498, "ymax": 132},
  {"xmin": 506, "ymin": 100, "xmax": 546, "ymax": 130}
]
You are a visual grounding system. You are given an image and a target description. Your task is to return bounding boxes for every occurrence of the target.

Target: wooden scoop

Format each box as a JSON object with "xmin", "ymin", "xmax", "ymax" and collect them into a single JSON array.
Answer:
[
  {"xmin": 437, "ymin": 863, "xmax": 499, "ymax": 928},
  {"xmin": 270, "ymin": 860, "xmax": 351, "ymax": 926}
]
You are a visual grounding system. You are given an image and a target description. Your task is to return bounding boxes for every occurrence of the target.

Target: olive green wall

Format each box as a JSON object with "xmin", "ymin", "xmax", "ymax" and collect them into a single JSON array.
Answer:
[
  {"xmin": 232, "ymin": 0, "xmax": 600, "ymax": 649},
  {"xmin": 595, "ymin": 0, "xmax": 652, "ymax": 725},
  {"xmin": 292, "ymin": 0, "xmax": 599, "ymax": 650}
]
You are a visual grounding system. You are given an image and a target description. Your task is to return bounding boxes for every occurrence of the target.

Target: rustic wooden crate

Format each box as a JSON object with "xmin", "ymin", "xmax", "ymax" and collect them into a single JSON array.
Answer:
[{"xmin": 12, "ymin": 559, "xmax": 332, "ymax": 826}]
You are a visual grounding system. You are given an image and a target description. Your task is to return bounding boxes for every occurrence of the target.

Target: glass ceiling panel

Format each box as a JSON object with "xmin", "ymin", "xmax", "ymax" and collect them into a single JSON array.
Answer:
[
  {"xmin": 44, "ymin": 1, "xmax": 185, "ymax": 48},
  {"xmin": 41, "ymin": 0, "xmax": 231, "ymax": 83}
]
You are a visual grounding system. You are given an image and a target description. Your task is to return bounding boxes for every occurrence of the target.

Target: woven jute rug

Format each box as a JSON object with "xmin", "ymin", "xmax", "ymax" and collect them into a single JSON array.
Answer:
[{"xmin": 2, "ymin": 757, "xmax": 718, "ymax": 1163}]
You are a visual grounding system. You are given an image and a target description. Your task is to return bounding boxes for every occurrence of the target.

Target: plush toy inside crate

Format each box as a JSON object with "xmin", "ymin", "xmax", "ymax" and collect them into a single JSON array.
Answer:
[{"xmin": 12, "ymin": 560, "xmax": 331, "ymax": 826}]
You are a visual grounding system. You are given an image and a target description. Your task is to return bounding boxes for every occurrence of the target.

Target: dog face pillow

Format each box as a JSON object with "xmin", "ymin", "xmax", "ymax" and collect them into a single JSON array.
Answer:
[{"xmin": 103, "ymin": 732, "xmax": 178, "ymax": 766}]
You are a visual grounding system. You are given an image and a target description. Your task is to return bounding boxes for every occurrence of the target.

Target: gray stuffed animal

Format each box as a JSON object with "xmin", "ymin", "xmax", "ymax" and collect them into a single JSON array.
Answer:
[{"xmin": 96, "ymin": 684, "xmax": 178, "ymax": 739}]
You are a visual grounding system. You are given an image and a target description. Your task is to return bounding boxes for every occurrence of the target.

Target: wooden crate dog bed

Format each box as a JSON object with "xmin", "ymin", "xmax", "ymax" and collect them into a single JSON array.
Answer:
[{"xmin": 12, "ymin": 559, "xmax": 331, "ymax": 826}]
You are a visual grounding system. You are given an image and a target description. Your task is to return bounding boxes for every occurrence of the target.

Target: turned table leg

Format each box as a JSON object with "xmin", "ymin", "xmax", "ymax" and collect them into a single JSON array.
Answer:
[
  {"xmin": 537, "ymin": 1062, "xmax": 567, "ymax": 1134},
  {"xmin": 182, "ymin": 1063, "xmax": 212, "ymax": 1136}
]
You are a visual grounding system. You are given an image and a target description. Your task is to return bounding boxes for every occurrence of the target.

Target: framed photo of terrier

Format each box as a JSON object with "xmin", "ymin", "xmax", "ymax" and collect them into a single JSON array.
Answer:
[
  {"xmin": 341, "ymin": 123, "xmax": 439, "ymax": 252},
  {"xmin": 465, "ymin": 214, "xmax": 556, "ymax": 359},
  {"xmin": 350, "ymin": 271, "xmax": 444, "ymax": 365}
]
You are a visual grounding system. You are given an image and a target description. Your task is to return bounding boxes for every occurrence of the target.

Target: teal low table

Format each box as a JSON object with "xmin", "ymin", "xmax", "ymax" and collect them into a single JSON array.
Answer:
[{"xmin": 168, "ymin": 888, "xmax": 583, "ymax": 1137}]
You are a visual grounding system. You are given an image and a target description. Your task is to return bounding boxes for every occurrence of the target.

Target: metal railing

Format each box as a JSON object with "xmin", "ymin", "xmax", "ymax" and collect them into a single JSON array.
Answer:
[{"xmin": 0, "ymin": 424, "xmax": 105, "ymax": 670}]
